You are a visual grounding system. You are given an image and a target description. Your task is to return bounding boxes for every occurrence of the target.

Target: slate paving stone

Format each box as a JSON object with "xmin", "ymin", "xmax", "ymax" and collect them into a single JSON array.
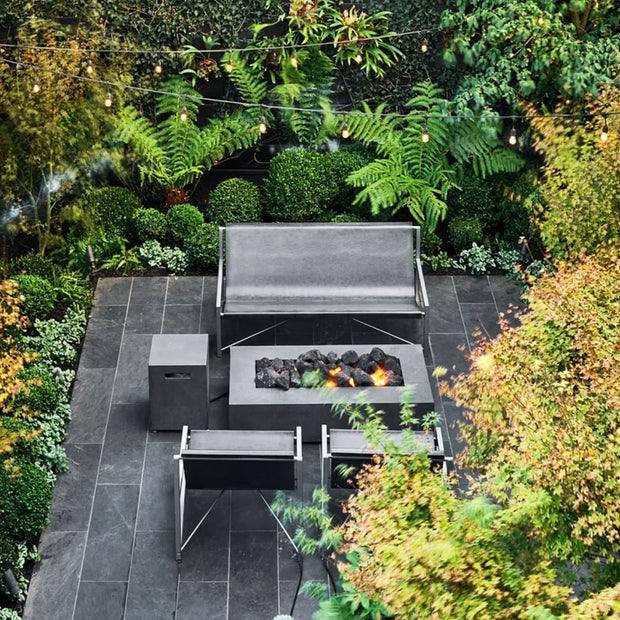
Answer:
[
  {"xmin": 48, "ymin": 443, "xmax": 101, "ymax": 532},
  {"xmin": 66, "ymin": 367, "xmax": 115, "ymax": 444},
  {"xmin": 124, "ymin": 301, "xmax": 165, "ymax": 334},
  {"xmin": 231, "ymin": 490, "xmax": 277, "ymax": 531},
  {"xmin": 112, "ymin": 334, "xmax": 152, "ymax": 404},
  {"xmin": 175, "ymin": 582, "xmax": 228, "ymax": 620},
  {"xmin": 166, "ymin": 276, "xmax": 204, "ymax": 304},
  {"xmin": 275, "ymin": 318, "xmax": 314, "ymax": 346},
  {"xmin": 459, "ymin": 302, "xmax": 502, "ymax": 344},
  {"xmin": 98, "ymin": 403, "xmax": 148, "ymax": 484},
  {"xmin": 128, "ymin": 276, "xmax": 168, "ymax": 303},
  {"xmin": 429, "ymin": 333, "xmax": 470, "ymax": 378},
  {"xmin": 228, "ymin": 531, "xmax": 279, "ymax": 620},
  {"xmin": 74, "ymin": 581, "xmax": 127, "ymax": 620},
  {"xmin": 280, "ymin": 580, "xmax": 321, "ymax": 620},
  {"xmin": 426, "ymin": 275, "xmax": 464, "ymax": 334},
  {"xmin": 162, "ymin": 304, "xmax": 201, "ymax": 334},
  {"xmin": 124, "ymin": 531, "xmax": 177, "ymax": 620},
  {"xmin": 442, "ymin": 402, "xmax": 470, "ymax": 461},
  {"xmin": 488, "ymin": 274, "xmax": 524, "ymax": 310},
  {"xmin": 313, "ymin": 317, "xmax": 352, "ymax": 345},
  {"xmin": 94, "ymin": 277, "xmax": 132, "ymax": 306},
  {"xmin": 23, "ymin": 531, "xmax": 87, "ymax": 620},
  {"xmin": 453, "ymin": 275, "xmax": 495, "ymax": 304},
  {"xmin": 200, "ymin": 279, "xmax": 218, "ymax": 335},
  {"xmin": 209, "ymin": 348, "xmax": 230, "ymax": 380},
  {"xmin": 79, "ymin": 306, "xmax": 126, "ymax": 369},
  {"xmin": 81, "ymin": 484, "xmax": 140, "ymax": 582}
]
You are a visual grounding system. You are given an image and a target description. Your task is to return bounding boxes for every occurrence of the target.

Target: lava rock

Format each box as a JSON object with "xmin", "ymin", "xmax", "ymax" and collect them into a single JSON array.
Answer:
[
  {"xmin": 302, "ymin": 349, "xmax": 322, "ymax": 363},
  {"xmin": 255, "ymin": 357, "xmax": 272, "ymax": 371},
  {"xmin": 275, "ymin": 369, "xmax": 290, "ymax": 390},
  {"xmin": 370, "ymin": 347, "xmax": 387, "ymax": 363},
  {"xmin": 290, "ymin": 369, "xmax": 301, "ymax": 388},
  {"xmin": 366, "ymin": 360, "xmax": 379, "ymax": 374},
  {"xmin": 357, "ymin": 353, "xmax": 373, "ymax": 372},
  {"xmin": 316, "ymin": 361, "xmax": 329, "ymax": 380},
  {"xmin": 255, "ymin": 367, "xmax": 279, "ymax": 388},
  {"xmin": 284, "ymin": 358, "xmax": 296, "ymax": 372},
  {"xmin": 387, "ymin": 373, "xmax": 403, "ymax": 386},
  {"xmin": 272, "ymin": 357, "xmax": 285, "ymax": 371},
  {"xmin": 341, "ymin": 349, "xmax": 359, "ymax": 366},
  {"xmin": 327, "ymin": 351, "xmax": 339, "ymax": 364},
  {"xmin": 335, "ymin": 371, "xmax": 352, "ymax": 387},
  {"xmin": 351, "ymin": 368, "xmax": 374, "ymax": 387},
  {"xmin": 295, "ymin": 359, "xmax": 311, "ymax": 376},
  {"xmin": 384, "ymin": 356, "xmax": 402, "ymax": 375}
]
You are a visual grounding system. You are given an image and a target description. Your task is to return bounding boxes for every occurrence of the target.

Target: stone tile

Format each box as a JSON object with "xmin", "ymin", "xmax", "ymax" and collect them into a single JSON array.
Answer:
[
  {"xmin": 200, "ymin": 278, "xmax": 217, "ymax": 335},
  {"xmin": 99, "ymin": 403, "xmax": 148, "ymax": 484},
  {"xmin": 208, "ymin": 398, "xmax": 229, "ymax": 430},
  {"xmin": 229, "ymin": 531, "xmax": 278, "ymax": 620},
  {"xmin": 67, "ymin": 368, "xmax": 115, "ymax": 444},
  {"xmin": 429, "ymin": 333, "xmax": 470, "ymax": 379},
  {"xmin": 425, "ymin": 275, "xmax": 465, "ymax": 334},
  {"xmin": 280, "ymin": 580, "xmax": 321, "ymax": 620},
  {"xmin": 124, "ymin": 531, "xmax": 177, "ymax": 620},
  {"xmin": 74, "ymin": 581, "xmax": 127, "ymax": 620},
  {"xmin": 22, "ymin": 531, "xmax": 87, "ymax": 620},
  {"xmin": 128, "ymin": 276, "xmax": 168, "ymax": 303},
  {"xmin": 162, "ymin": 304, "xmax": 201, "ymax": 334},
  {"xmin": 124, "ymin": 302, "xmax": 165, "ymax": 334},
  {"xmin": 313, "ymin": 317, "xmax": 352, "ymax": 345},
  {"xmin": 275, "ymin": 319, "xmax": 314, "ymax": 346},
  {"xmin": 79, "ymin": 306, "xmax": 126, "ymax": 369},
  {"xmin": 81, "ymin": 484, "xmax": 140, "ymax": 582},
  {"xmin": 147, "ymin": 429, "xmax": 182, "ymax": 443},
  {"xmin": 459, "ymin": 303, "xmax": 501, "ymax": 344},
  {"xmin": 94, "ymin": 277, "xmax": 132, "ymax": 306},
  {"xmin": 176, "ymin": 582, "xmax": 227, "ymax": 620},
  {"xmin": 209, "ymin": 348, "xmax": 230, "ymax": 380},
  {"xmin": 442, "ymin": 402, "xmax": 470, "ymax": 462},
  {"xmin": 136, "ymin": 442, "xmax": 176, "ymax": 532},
  {"xmin": 231, "ymin": 490, "xmax": 277, "ymax": 531},
  {"xmin": 48, "ymin": 443, "xmax": 101, "ymax": 532},
  {"xmin": 452, "ymin": 275, "xmax": 495, "ymax": 304},
  {"xmin": 488, "ymin": 274, "xmax": 524, "ymax": 311},
  {"xmin": 112, "ymin": 334, "xmax": 152, "ymax": 404},
  {"xmin": 166, "ymin": 276, "xmax": 203, "ymax": 304}
]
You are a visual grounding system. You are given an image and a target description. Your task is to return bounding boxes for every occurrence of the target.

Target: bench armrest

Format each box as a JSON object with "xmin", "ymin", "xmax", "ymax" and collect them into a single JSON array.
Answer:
[{"xmin": 216, "ymin": 226, "xmax": 225, "ymax": 314}]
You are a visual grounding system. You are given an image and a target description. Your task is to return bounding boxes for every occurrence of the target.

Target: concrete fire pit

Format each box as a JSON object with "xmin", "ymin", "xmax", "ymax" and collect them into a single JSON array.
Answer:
[{"xmin": 228, "ymin": 344, "xmax": 434, "ymax": 441}]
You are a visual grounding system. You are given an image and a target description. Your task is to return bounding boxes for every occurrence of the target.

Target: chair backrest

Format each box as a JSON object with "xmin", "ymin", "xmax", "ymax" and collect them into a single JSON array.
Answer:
[
  {"xmin": 224, "ymin": 222, "xmax": 417, "ymax": 300},
  {"xmin": 179, "ymin": 427, "xmax": 302, "ymax": 491}
]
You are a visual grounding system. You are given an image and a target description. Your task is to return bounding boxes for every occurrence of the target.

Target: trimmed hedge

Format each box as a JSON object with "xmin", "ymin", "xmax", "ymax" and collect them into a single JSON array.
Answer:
[
  {"xmin": 166, "ymin": 203, "xmax": 204, "ymax": 244},
  {"xmin": 81, "ymin": 187, "xmax": 142, "ymax": 240},
  {"xmin": 12, "ymin": 275, "xmax": 55, "ymax": 321},
  {"xmin": 132, "ymin": 207, "xmax": 168, "ymax": 243},
  {"xmin": 206, "ymin": 178, "xmax": 262, "ymax": 226}
]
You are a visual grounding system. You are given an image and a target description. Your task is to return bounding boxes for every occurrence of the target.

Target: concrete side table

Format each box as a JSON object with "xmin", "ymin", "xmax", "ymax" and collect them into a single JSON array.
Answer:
[{"xmin": 148, "ymin": 334, "xmax": 209, "ymax": 431}]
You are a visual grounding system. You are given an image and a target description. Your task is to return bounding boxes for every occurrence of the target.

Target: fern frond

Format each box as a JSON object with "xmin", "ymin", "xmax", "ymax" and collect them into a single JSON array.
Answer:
[{"xmin": 223, "ymin": 52, "xmax": 267, "ymax": 104}]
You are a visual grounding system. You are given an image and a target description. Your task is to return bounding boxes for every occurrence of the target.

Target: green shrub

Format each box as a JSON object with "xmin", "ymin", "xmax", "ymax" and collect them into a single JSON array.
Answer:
[
  {"xmin": 421, "ymin": 226, "xmax": 443, "ymax": 255},
  {"xmin": 14, "ymin": 367, "xmax": 64, "ymax": 418},
  {"xmin": 184, "ymin": 223, "xmax": 219, "ymax": 270},
  {"xmin": 446, "ymin": 169, "xmax": 496, "ymax": 228},
  {"xmin": 8, "ymin": 253, "xmax": 56, "ymax": 280},
  {"xmin": 12, "ymin": 275, "xmax": 56, "ymax": 321},
  {"xmin": 132, "ymin": 207, "xmax": 168, "ymax": 242},
  {"xmin": 206, "ymin": 178, "xmax": 262, "ymax": 226},
  {"xmin": 138, "ymin": 240, "xmax": 188, "ymax": 274},
  {"xmin": 459, "ymin": 242, "xmax": 496, "ymax": 275},
  {"xmin": 328, "ymin": 146, "xmax": 375, "ymax": 213},
  {"xmin": 0, "ymin": 458, "xmax": 52, "ymax": 542},
  {"xmin": 166, "ymin": 203, "xmax": 204, "ymax": 244},
  {"xmin": 330, "ymin": 212, "xmax": 365, "ymax": 223},
  {"xmin": 264, "ymin": 148, "xmax": 338, "ymax": 221},
  {"xmin": 447, "ymin": 216, "xmax": 485, "ymax": 253},
  {"xmin": 81, "ymin": 187, "xmax": 142, "ymax": 239}
]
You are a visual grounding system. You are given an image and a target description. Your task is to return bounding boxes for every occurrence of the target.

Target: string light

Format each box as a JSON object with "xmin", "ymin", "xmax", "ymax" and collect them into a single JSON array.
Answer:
[
  {"xmin": 355, "ymin": 48, "xmax": 363, "ymax": 64},
  {"xmin": 86, "ymin": 59, "xmax": 93, "ymax": 74},
  {"xmin": 225, "ymin": 49, "xmax": 233, "ymax": 73},
  {"xmin": 290, "ymin": 50, "xmax": 298, "ymax": 68},
  {"xmin": 601, "ymin": 114, "xmax": 608, "ymax": 142},
  {"xmin": 537, "ymin": 15, "xmax": 544, "ymax": 26},
  {"xmin": 422, "ymin": 117, "xmax": 429, "ymax": 143},
  {"xmin": 259, "ymin": 107, "xmax": 267, "ymax": 134},
  {"xmin": 32, "ymin": 75, "xmax": 40, "ymax": 93},
  {"xmin": 420, "ymin": 40, "xmax": 428, "ymax": 53},
  {"xmin": 154, "ymin": 59, "xmax": 162, "ymax": 74},
  {"xmin": 180, "ymin": 96, "xmax": 187, "ymax": 121},
  {"xmin": 508, "ymin": 116, "xmax": 518, "ymax": 146},
  {"xmin": 341, "ymin": 121, "xmax": 350, "ymax": 139},
  {"xmin": 104, "ymin": 90, "xmax": 112, "ymax": 107}
]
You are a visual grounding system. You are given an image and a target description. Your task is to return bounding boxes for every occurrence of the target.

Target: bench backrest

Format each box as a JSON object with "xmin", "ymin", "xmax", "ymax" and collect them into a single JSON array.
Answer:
[{"xmin": 224, "ymin": 222, "xmax": 418, "ymax": 300}]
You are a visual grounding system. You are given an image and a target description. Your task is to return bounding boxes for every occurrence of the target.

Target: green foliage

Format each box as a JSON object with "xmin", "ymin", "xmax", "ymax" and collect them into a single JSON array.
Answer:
[
  {"xmin": 447, "ymin": 216, "xmax": 485, "ymax": 253},
  {"xmin": 420, "ymin": 226, "xmax": 443, "ymax": 255},
  {"xmin": 422, "ymin": 251, "xmax": 465, "ymax": 273},
  {"xmin": 166, "ymin": 203, "xmax": 204, "ymax": 244},
  {"xmin": 459, "ymin": 242, "xmax": 496, "ymax": 275},
  {"xmin": 495, "ymin": 248, "xmax": 522, "ymax": 274},
  {"xmin": 441, "ymin": 0, "xmax": 620, "ymax": 114},
  {"xmin": 184, "ymin": 223, "xmax": 220, "ymax": 270},
  {"xmin": 138, "ymin": 241, "xmax": 188, "ymax": 274},
  {"xmin": 132, "ymin": 208, "xmax": 169, "ymax": 243},
  {"xmin": 206, "ymin": 178, "xmax": 262, "ymax": 226},
  {"xmin": 8, "ymin": 254, "xmax": 55, "ymax": 281},
  {"xmin": 14, "ymin": 368, "xmax": 63, "ymax": 419},
  {"xmin": 0, "ymin": 458, "xmax": 52, "ymax": 543},
  {"xmin": 81, "ymin": 187, "xmax": 141, "ymax": 240},
  {"xmin": 346, "ymin": 82, "xmax": 524, "ymax": 230},
  {"xmin": 11, "ymin": 275, "xmax": 55, "ymax": 321}
]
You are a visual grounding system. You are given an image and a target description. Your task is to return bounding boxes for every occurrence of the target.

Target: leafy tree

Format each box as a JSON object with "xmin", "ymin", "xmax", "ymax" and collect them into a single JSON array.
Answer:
[
  {"xmin": 345, "ymin": 82, "xmax": 524, "ymax": 230},
  {"xmin": 115, "ymin": 77, "xmax": 263, "ymax": 206},
  {"xmin": 441, "ymin": 0, "xmax": 620, "ymax": 114},
  {"xmin": 529, "ymin": 87, "xmax": 620, "ymax": 258},
  {"xmin": 444, "ymin": 253, "xmax": 620, "ymax": 573}
]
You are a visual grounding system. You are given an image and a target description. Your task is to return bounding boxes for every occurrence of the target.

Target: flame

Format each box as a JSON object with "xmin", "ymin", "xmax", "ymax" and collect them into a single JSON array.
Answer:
[
  {"xmin": 348, "ymin": 376, "xmax": 356, "ymax": 387},
  {"xmin": 324, "ymin": 379, "xmax": 337, "ymax": 388},
  {"xmin": 328, "ymin": 367, "xmax": 341, "ymax": 376},
  {"xmin": 369, "ymin": 367, "xmax": 392, "ymax": 387}
]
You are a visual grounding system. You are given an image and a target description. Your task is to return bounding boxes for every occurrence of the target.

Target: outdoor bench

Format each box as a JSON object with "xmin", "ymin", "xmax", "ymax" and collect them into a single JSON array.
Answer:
[{"xmin": 216, "ymin": 222, "xmax": 429, "ymax": 355}]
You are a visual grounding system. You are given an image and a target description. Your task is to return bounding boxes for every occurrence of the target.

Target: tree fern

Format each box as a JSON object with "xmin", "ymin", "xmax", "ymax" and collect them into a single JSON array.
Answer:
[{"xmin": 223, "ymin": 52, "xmax": 267, "ymax": 104}]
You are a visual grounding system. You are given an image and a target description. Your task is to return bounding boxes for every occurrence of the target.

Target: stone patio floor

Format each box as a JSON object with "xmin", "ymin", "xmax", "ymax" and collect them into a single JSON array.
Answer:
[{"xmin": 23, "ymin": 274, "xmax": 523, "ymax": 620}]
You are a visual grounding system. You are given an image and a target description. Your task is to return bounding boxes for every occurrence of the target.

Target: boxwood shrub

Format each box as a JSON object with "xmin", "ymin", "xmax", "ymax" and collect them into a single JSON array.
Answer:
[
  {"xmin": 81, "ymin": 187, "xmax": 142, "ymax": 239},
  {"xmin": 132, "ymin": 207, "xmax": 169, "ymax": 243},
  {"xmin": 184, "ymin": 222, "xmax": 219, "ymax": 270},
  {"xmin": 447, "ymin": 216, "xmax": 485, "ymax": 254},
  {"xmin": 205, "ymin": 178, "xmax": 262, "ymax": 226},
  {"xmin": 14, "ymin": 367, "xmax": 64, "ymax": 418},
  {"xmin": 166, "ymin": 203, "xmax": 204, "ymax": 245},
  {"xmin": 12, "ymin": 275, "xmax": 56, "ymax": 321}
]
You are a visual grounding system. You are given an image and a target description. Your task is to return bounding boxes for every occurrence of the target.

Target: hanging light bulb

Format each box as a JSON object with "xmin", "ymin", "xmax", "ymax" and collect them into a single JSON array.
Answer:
[
  {"xmin": 32, "ymin": 76, "xmax": 40, "ymax": 94},
  {"xmin": 104, "ymin": 90, "xmax": 112, "ymax": 107},
  {"xmin": 355, "ymin": 48, "xmax": 363, "ymax": 64},
  {"xmin": 290, "ymin": 51, "xmax": 298, "ymax": 68},
  {"xmin": 537, "ymin": 15, "xmax": 544, "ymax": 26},
  {"xmin": 601, "ymin": 115, "xmax": 609, "ymax": 142},
  {"xmin": 420, "ymin": 40, "xmax": 428, "ymax": 53},
  {"xmin": 86, "ymin": 59, "xmax": 93, "ymax": 74},
  {"xmin": 341, "ymin": 121, "xmax": 350, "ymax": 139},
  {"xmin": 259, "ymin": 108, "xmax": 267, "ymax": 134},
  {"xmin": 225, "ymin": 49, "xmax": 233, "ymax": 73},
  {"xmin": 180, "ymin": 97, "xmax": 187, "ymax": 122},
  {"xmin": 154, "ymin": 59, "xmax": 162, "ymax": 74},
  {"xmin": 422, "ymin": 117, "xmax": 429, "ymax": 143},
  {"xmin": 508, "ymin": 116, "xmax": 518, "ymax": 146}
]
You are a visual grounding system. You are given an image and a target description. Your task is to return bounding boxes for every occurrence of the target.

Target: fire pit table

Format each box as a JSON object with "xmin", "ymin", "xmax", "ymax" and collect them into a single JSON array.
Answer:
[{"xmin": 228, "ymin": 344, "xmax": 434, "ymax": 441}]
